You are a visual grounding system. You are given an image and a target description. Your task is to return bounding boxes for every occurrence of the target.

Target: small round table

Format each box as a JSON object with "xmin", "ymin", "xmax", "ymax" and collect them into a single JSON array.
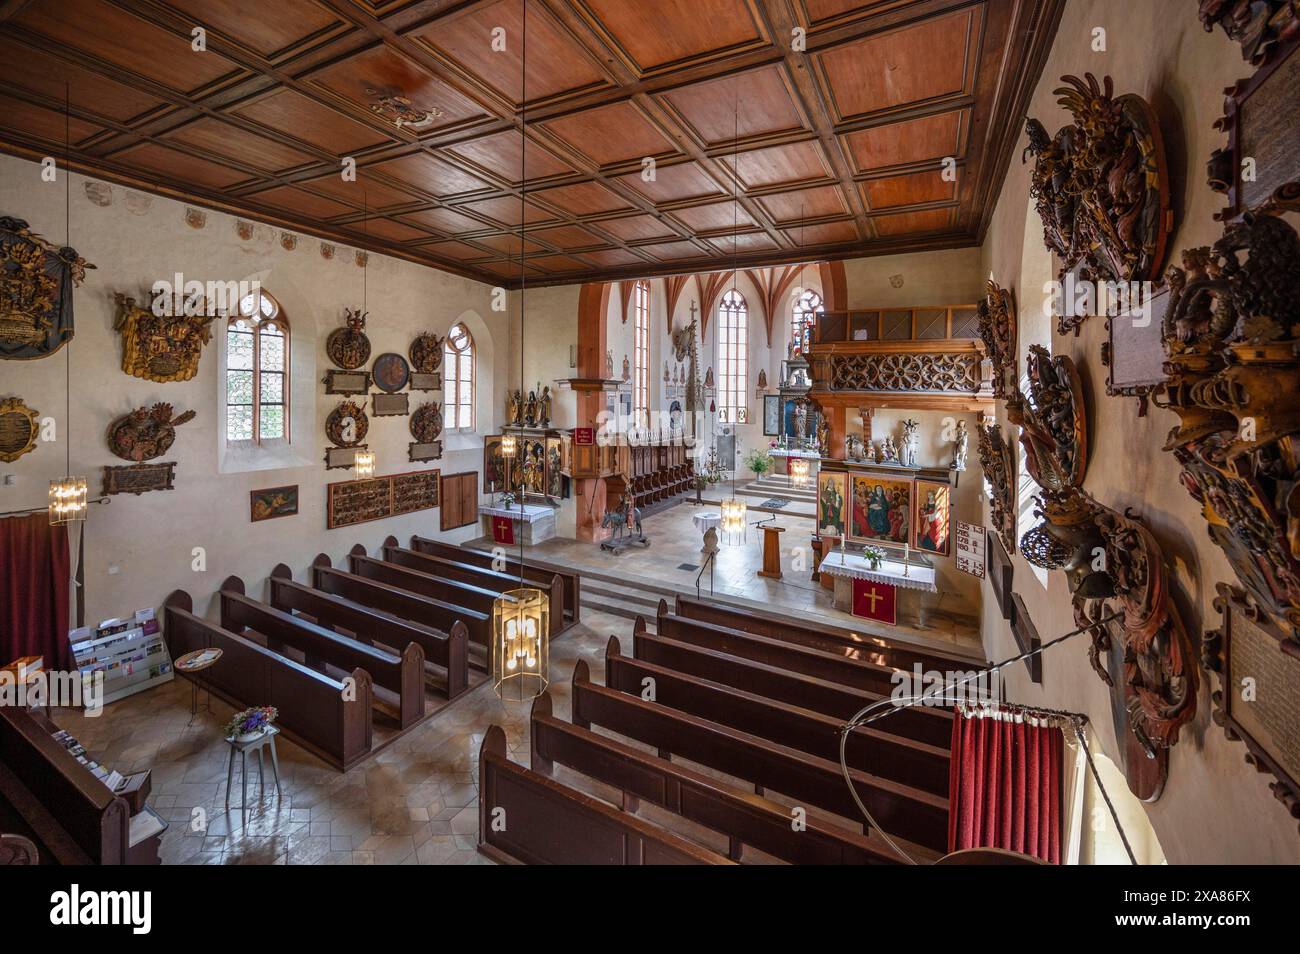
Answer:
[
  {"xmin": 174, "ymin": 648, "xmax": 223, "ymax": 727},
  {"xmin": 225, "ymin": 726, "xmax": 282, "ymax": 825}
]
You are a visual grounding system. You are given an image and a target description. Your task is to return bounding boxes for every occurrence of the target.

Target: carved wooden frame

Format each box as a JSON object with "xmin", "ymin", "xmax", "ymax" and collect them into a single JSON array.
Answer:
[{"xmin": 0, "ymin": 396, "xmax": 39, "ymax": 463}]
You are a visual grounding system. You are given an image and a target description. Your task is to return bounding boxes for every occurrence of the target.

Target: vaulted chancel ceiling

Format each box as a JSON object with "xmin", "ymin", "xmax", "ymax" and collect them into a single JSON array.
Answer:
[{"xmin": 0, "ymin": 0, "xmax": 1063, "ymax": 287}]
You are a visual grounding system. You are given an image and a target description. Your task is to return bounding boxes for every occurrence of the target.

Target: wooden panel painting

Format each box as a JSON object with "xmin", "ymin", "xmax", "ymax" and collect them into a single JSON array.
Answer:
[
  {"xmin": 849, "ymin": 474, "xmax": 911, "ymax": 547},
  {"xmin": 816, "ymin": 470, "xmax": 846, "ymax": 537},
  {"xmin": 250, "ymin": 484, "xmax": 298, "ymax": 522},
  {"xmin": 914, "ymin": 478, "xmax": 951, "ymax": 556}
]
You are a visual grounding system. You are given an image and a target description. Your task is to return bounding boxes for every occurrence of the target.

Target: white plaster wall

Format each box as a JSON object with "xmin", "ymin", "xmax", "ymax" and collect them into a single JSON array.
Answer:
[
  {"xmin": 975, "ymin": 0, "xmax": 1300, "ymax": 863},
  {"xmin": 0, "ymin": 154, "xmax": 506, "ymax": 625}
]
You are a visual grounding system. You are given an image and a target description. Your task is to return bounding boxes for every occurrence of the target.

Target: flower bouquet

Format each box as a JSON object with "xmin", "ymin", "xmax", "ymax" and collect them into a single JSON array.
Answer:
[
  {"xmin": 862, "ymin": 545, "xmax": 886, "ymax": 570},
  {"xmin": 225, "ymin": 705, "xmax": 278, "ymax": 743}
]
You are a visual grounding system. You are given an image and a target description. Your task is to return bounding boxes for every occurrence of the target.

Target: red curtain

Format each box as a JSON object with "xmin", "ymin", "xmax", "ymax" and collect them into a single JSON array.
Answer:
[
  {"xmin": 0, "ymin": 513, "xmax": 72, "ymax": 671},
  {"xmin": 947, "ymin": 708, "xmax": 1063, "ymax": 863}
]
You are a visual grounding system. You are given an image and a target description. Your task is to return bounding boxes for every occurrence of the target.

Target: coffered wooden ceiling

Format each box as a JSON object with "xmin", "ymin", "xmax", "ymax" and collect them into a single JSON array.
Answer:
[{"xmin": 0, "ymin": 0, "xmax": 1064, "ymax": 288}]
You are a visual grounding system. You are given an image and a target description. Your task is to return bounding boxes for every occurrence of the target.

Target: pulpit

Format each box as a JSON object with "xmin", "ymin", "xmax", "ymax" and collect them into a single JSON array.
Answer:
[{"xmin": 757, "ymin": 524, "xmax": 785, "ymax": 580}]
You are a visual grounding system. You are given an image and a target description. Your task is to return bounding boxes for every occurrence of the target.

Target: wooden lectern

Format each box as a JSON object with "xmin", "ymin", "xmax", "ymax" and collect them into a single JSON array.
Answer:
[{"xmin": 757, "ymin": 524, "xmax": 786, "ymax": 580}]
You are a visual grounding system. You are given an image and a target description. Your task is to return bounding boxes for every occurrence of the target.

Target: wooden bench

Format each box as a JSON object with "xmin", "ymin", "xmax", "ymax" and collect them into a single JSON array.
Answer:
[
  {"xmin": 631, "ymin": 624, "xmax": 953, "ymax": 747},
  {"xmin": 409, "ymin": 534, "xmax": 581, "ymax": 625},
  {"xmin": 164, "ymin": 590, "xmax": 372, "ymax": 771},
  {"xmin": 346, "ymin": 552, "xmax": 502, "ymax": 651},
  {"xmin": 219, "ymin": 578, "xmax": 424, "ymax": 730},
  {"xmin": 570, "ymin": 658, "xmax": 949, "ymax": 852},
  {"xmin": 0, "ymin": 705, "xmax": 130, "ymax": 864},
  {"xmin": 656, "ymin": 610, "xmax": 903, "ymax": 696},
  {"xmin": 477, "ymin": 725, "xmax": 731, "ymax": 865},
  {"xmin": 375, "ymin": 541, "xmax": 565, "ymax": 637},
  {"xmin": 269, "ymin": 565, "xmax": 468, "ymax": 701},
  {"xmin": 609, "ymin": 629, "xmax": 949, "ymax": 796},
  {"xmin": 673, "ymin": 595, "xmax": 984, "ymax": 673},
  {"xmin": 529, "ymin": 692, "xmax": 903, "ymax": 864},
  {"xmin": 309, "ymin": 556, "xmax": 490, "ymax": 662}
]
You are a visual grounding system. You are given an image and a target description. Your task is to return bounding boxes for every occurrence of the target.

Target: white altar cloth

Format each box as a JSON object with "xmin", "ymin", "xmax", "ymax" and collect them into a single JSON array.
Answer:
[
  {"xmin": 692, "ymin": 511, "xmax": 722, "ymax": 533},
  {"xmin": 817, "ymin": 552, "xmax": 938, "ymax": 593},
  {"xmin": 480, "ymin": 503, "xmax": 553, "ymax": 524},
  {"xmin": 769, "ymin": 448, "xmax": 821, "ymax": 460}
]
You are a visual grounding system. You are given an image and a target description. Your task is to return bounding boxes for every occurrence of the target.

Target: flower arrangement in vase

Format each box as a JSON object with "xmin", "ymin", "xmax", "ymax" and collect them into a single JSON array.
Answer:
[
  {"xmin": 225, "ymin": 706, "xmax": 277, "ymax": 742},
  {"xmin": 862, "ymin": 545, "xmax": 886, "ymax": 570}
]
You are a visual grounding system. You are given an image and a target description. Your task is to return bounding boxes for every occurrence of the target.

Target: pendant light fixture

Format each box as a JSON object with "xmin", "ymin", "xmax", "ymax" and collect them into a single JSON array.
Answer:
[
  {"xmin": 719, "ymin": 90, "xmax": 746, "ymax": 546},
  {"xmin": 49, "ymin": 83, "xmax": 86, "ymax": 526},
  {"xmin": 353, "ymin": 449, "xmax": 376, "ymax": 478},
  {"xmin": 789, "ymin": 456, "xmax": 811, "ymax": 490},
  {"xmin": 493, "ymin": 0, "xmax": 548, "ymax": 701}
]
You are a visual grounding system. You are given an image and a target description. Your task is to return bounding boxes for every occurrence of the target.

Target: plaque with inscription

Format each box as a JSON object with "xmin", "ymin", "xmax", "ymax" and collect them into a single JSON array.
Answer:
[
  {"xmin": 323, "ymin": 369, "xmax": 371, "ymax": 395},
  {"xmin": 103, "ymin": 462, "xmax": 176, "ymax": 496},
  {"xmin": 410, "ymin": 371, "xmax": 442, "ymax": 392},
  {"xmin": 324, "ymin": 445, "xmax": 364, "ymax": 470},
  {"xmin": 408, "ymin": 440, "xmax": 443, "ymax": 463},
  {"xmin": 373, "ymin": 393, "xmax": 409, "ymax": 417},
  {"xmin": 1208, "ymin": 584, "xmax": 1300, "ymax": 832},
  {"xmin": 326, "ymin": 468, "xmax": 440, "ymax": 529}
]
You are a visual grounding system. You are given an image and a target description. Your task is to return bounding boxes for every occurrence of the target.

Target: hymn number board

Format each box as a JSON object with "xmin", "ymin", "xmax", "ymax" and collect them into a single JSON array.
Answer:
[{"xmin": 326, "ymin": 468, "xmax": 440, "ymax": 529}]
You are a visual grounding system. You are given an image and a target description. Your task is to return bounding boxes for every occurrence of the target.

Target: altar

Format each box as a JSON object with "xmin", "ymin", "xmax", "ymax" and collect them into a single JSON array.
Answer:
[
  {"xmin": 480, "ymin": 503, "xmax": 556, "ymax": 545},
  {"xmin": 768, "ymin": 447, "xmax": 821, "ymax": 478},
  {"xmin": 817, "ymin": 550, "xmax": 938, "ymax": 628}
]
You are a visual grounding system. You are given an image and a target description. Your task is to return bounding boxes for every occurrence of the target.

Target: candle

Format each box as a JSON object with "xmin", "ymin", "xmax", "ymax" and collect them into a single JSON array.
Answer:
[
  {"xmin": 904, "ymin": 542, "xmax": 910, "ymax": 577},
  {"xmin": 840, "ymin": 533, "xmax": 846, "ymax": 564}
]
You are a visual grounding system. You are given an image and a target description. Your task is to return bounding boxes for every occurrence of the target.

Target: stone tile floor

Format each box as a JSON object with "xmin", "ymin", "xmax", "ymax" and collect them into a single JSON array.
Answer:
[{"xmin": 51, "ymin": 501, "xmax": 982, "ymax": 864}]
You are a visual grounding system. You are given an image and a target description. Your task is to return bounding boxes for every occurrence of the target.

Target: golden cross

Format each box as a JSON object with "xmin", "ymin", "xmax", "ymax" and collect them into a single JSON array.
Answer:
[{"xmin": 862, "ymin": 586, "xmax": 883, "ymax": 613}]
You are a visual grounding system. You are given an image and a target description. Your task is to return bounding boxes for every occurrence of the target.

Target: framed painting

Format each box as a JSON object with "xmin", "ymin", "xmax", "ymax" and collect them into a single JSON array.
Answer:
[
  {"xmin": 914, "ymin": 478, "xmax": 952, "ymax": 556},
  {"xmin": 849, "ymin": 473, "xmax": 912, "ymax": 547},
  {"xmin": 250, "ymin": 485, "xmax": 298, "ymax": 522},
  {"xmin": 763, "ymin": 394, "xmax": 780, "ymax": 435},
  {"xmin": 483, "ymin": 435, "xmax": 506, "ymax": 494},
  {"xmin": 816, "ymin": 471, "xmax": 847, "ymax": 538}
]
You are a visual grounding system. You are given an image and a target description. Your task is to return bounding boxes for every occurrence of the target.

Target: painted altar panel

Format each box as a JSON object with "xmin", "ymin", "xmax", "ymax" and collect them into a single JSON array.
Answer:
[{"xmin": 849, "ymin": 473, "xmax": 912, "ymax": 547}]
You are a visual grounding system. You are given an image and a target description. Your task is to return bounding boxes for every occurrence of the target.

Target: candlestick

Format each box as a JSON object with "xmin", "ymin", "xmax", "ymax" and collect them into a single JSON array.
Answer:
[
  {"xmin": 904, "ymin": 542, "xmax": 910, "ymax": 577},
  {"xmin": 839, "ymin": 533, "xmax": 846, "ymax": 565}
]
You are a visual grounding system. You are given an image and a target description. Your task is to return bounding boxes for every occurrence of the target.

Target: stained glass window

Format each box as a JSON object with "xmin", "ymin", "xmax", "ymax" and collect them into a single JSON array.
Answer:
[
  {"xmin": 718, "ymin": 289, "xmax": 748, "ymax": 424},
  {"xmin": 444, "ymin": 322, "xmax": 475, "ymax": 430},
  {"xmin": 226, "ymin": 290, "xmax": 288, "ymax": 443}
]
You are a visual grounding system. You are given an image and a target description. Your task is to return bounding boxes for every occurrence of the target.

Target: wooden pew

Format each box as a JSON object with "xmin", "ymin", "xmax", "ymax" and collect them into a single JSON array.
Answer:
[
  {"xmin": 570, "ymin": 658, "xmax": 949, "ymax": 853},
  {"xmin": 346, "ymin": 552, "xmax": 501, "ymax": 649},
  {"xmin": 0, "ymin": 705, "xmax": 129, "ymax": 864},
  {"xmin": 163, "ymin": 590, "xmax": 372, "ymax": 770},
  {"xmin": 673, "ymin": 595, "xmax": 984, "ymax": 672},
  {"xmin": 656, "ymin": 609, "xmax": 902, "ymax": 696},
  {"xmin": 269, "ymin": 565, "xmax": 468, "ymax": 701},
  {"xmin": 609, "ymin": 629, "xmax": 949, "ymax": 796},
  {"xmin": 477, "ymin": 725, "xmax": 731, "ymax": 866},
  {"xmin": 408, "ymin": 534, "xmax": 581, "ymax": 625},
  {"xmin": 529, "ymin": 692, "xmax": 902, "ymax": 864},
  {"xmin": 219, "ymin": 577, "xmax": 424, "ymax": 730},
  {"xmin": 309, "ymin": 556, "xmax": 491, "ymax": 660},
  {"xmin": 376, "ymin": 540, "xmax": 565, "ymax": 637},
  {"xmin": 632, "ymin": 625, "xmax": 953, "ymax": 747}
]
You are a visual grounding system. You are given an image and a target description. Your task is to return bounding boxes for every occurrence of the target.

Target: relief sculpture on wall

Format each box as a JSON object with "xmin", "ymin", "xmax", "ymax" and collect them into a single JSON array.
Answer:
[
  {"xmin": 976, "ymin": 279, "xmax": 1018, "ymax": 400},
  {"xmin": 976, "ymin": 420, "xmax": 1017, "ymax": 556},
  {"xmin": 1158, "ymin": 181, "xmax": 1300, "ymax": 642},
  {"xmin": 1006, "ymin": 344, "xmax": 1088, "ymax": 491},
  {"xmin": 113, "ymin": 292, "xmax": 214, "ymax": 383},
  {"xmin": 1024, "ymin": 74, "xmax": 1173, "ymax": 333},
  {"xmin": 0, "ymin": 216, "xmax": 93, "ymax": 360}
]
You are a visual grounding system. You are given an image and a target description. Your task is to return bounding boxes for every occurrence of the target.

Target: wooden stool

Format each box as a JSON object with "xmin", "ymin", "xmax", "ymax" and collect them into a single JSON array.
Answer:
[{"xmin": 224, "ymin": 725, "xmax": 282, "ymax": 823}]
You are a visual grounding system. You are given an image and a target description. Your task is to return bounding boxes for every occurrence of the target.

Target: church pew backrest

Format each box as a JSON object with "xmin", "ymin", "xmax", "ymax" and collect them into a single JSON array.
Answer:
[
  {"xmin": 269, "ymin": 571, "xmax": 468, "ymax": 700},
  {"xmin": 346, "ymin": 554, "xmax": 499, "ymax": 638},
  {"xmin": 570, "ymin": 658, "xmax": 949, "ymax": 853},
  {"xmin": 528, "ymin": 692, "xmax": 902, "ymax": 865},
  {"xmin": 477, "ymin": 724, "xmax": 730, "ymax": 866},
  {"xmin": 409, "ymin": 535, "xmax": 581, "ymax": 623},
  {"xmin": 164, "ymin": 596, "xmax": 371, "ymax": 770},
  {"xmin": 219, "ymin": 587, "xmax": 423, "ymax": 729}
]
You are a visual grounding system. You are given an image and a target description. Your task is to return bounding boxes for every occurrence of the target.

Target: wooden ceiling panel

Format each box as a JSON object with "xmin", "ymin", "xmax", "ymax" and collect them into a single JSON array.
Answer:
[
  {"xmin": 578, "ymin": 0, "xmax": 766, "ymax": 73},
  {"xmin": 661, "ymin": 65, "xmax": 805, "ymax": 146},
  {"xmin": 165, "ymin": 0, "xmax": 342, "ymax": 58},
  {"xmin": 757, "ymin": 184, "xmax": 848, "ymax": 223},
  {"xmin": 840, "ymin": 109, "xmax": 966, "ymax": 174},
  {"xmin": 15, "ymin": 0, "xmax": 239, "ymax": 93},
  {"xmin": 307, "ymin": 43, "xmax": 487, "ymax": 132},
  {"xmin": 669, "ymin": 200, "xmax": 753, "ymax": 233},
  {"xmin": 540, "ymin": 100, "xmax": 677, "ymax": 167},
  {"xmin": 861, "ymin": 169, "xmax": 955, "ymax": 210},
  {"xmin": 247, "ymin": 184, "xmax": 355, "ymax": 219},
  {"xmin": 414, "ymin": 0, "xmax": 609, "ymax": 105},
  {"xmin": 616, "ymin": 161, "xmax": 723, "ymax": 204},
  {"xmin": 815, "ymin": 8, "xmax": 976, "ymax": 122},
  {"xmin": 594, "ymin": 214, "xmax": 680, "ymax": 242},
  {"xmin": 163, "ymin": 118, "xmax": 316, "ymax": 173},
  {"xmin": 531, "ymin": 180, "xmax": 633, "ymax": 216},
  {"xmin": 871, "ymin": 206, "xmax": 955, "ymax": 236},
  {"xmin": 780, "ymin": 219, "xmax": 858, "ymax": 246},
  {"xmin": 454, "ymin": 195, "xmax": 557, "ymax": 227},
  {"xmin": 111, "ymin": 142, "xmax": 252, "ymax": 190},
  {"xmin": 233, "ymin": 89, "xmax": 391, "ymax": 153},
  {"xmin": 732, "ymin": 140, "xmax": 830, "ymax": 190},
  {"xmin": 0, "ymin": 35, "xmax": 163, "ymax": 122},
  {"xmin": 0, "ymin": 0, "xmax": 1061, "ymax": 286},
  {"xmin": 370, "ymin": 153, "xmax": 491, "ymax": 198},
  {"xmin": 444, "ymin": 129, "xmax": 574, "ymax": 184}
]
